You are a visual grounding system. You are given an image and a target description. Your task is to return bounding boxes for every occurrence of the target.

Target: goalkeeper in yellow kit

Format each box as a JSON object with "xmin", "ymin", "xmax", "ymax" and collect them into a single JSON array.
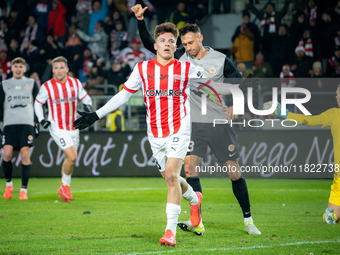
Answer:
[{"xmin": 264, "ymin": 86, "xmax": 340, "ymax": 224}]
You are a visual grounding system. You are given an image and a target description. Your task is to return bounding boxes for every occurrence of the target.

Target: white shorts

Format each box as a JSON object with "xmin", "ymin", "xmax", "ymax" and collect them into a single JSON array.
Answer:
[
  {"xmin": 49, "ymin": 128, "xmax": 79, "ymax": 150},
  {"xmin": 148, "ymin": 133, "xmax": 190, "ymax": 172}
]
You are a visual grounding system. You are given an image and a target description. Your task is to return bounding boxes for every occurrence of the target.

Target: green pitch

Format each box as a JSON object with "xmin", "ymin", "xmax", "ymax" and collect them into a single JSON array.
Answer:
[{"xmin": 0, "ymin": 178, "xmax": 339, "ymax": 254}]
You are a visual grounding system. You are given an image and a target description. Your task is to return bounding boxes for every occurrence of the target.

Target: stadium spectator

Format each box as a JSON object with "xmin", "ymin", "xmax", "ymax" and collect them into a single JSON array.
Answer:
[
  {"xmin": 186, "ymin": 0, "xmax": 208, "ymax": 24},
  {"xmin": 212, "ymin": 0, "xmax": 230, "ymax": 14},
  {"xmin": 22, "ymin": 40, "xmax": 42, "ymax": 76},
  {"xmin": 64, "ymin": 25, "xmax": 83, "ymax": 73},
  {"xmin": 153, "ymin": 1, "xmax": 176, "ymax": 24},
  {"xmin": 40, "ymin": 34, "xmax": 62, "ymax": 82},
  {"xmin": 119, "ymin": 38, "xmax": 155, "ymax": 70},
  {"xmin": 308, "ymin": 61, "xmax": 325, "ymax": 92},
  {"xmin": 127, "ymin": 0, "xmax": 154, "ymax": 43},
  {"xmin": 73, "ymin": 22, "xmax": 203, "ymax": 247},
  {"xmin": 83, "ymin": 60, "xmax": 105, "ymax": 96},
  {"xmin": 104, "ymin": 10, "xmax": 126, "ymax": 35},
  {"xmin": 34, "ymin": 56, "xmax": 93, "ymax": 203},
  {"xmin": 237, "ymin": 62, "xmax": 247, "ymax": 77},
  {"xmin": 1, "ymin": 57, "xmax": 39, "ymax": 200},
  {"xmin": 7, "ymin": 38, "xmax": 21, "ymax": 61},
  {"xmin": 335, "ymin": 0, "xmax": 340, "ymax": 21},
  {"xmin": 76, "ymin": 0, "xmax": 93, "ymax": 14},
  {"xmin": 327, "ymin": 46, "xmax": 340, "ymax": 77},
  {"xmin": 88, "ymin": 0, "xmax": 108, "ymax": 36},
  {"xmin": 133, "ymin": 4, "xmax": 261, "ymax": 238},
  {"xmin": 20, "ymin": 15, "xmax": 45, "ymax": 52},
  {"xmin": 268, "ymin": 25, "xmax": 292, "ymax": 77},
  {"xmin": 334, "ymin": 27, "xmax": 340, "ymax": 47},
  {"xmin": 76, "ymin": 3, "xmax": 91, "ymax": 33},
  {"xmin": 0, "ymin": 19, "xmax": 10, "ymax": 46},
  {"xmin": 170, "ymin": 2, "xmax": 193, "ymax": 29},
  {"xmin": 47, "ymin": 0, "xmax": 67, "ymax": 39},
  {"xmin": 297, "ymin": 30, "xmax": 314, "ymax": 57},
  {"xmin": 304, "ymin": 0, "xmax": 317, "ymax": 27},
  {"xmin": 0, "ymin": 50, "xmax": 12, "ymax": 79},
  {"xmin": 318, "ymin": 11, "xmax": 338, "ymax": 73},
  {"xmin": 77, "ymin": 20, "xmax": 108, "ymax": 61},
  {"xmin": 291, "ymin": 11, "xmax": 308, "ymax": 48},
  {"xmin": 30, "ymin": 71, "xmax": 41, "ymax": 88},
  {"xmin": 245, "ymin": 0, "xmax": 291, "ymax": 58},
  {"xmin": 109, "ymin": 20, "xmax": 129, "ymax": 60},
  {"xmin": 265, "ymin": 87, "xmax": 340, "ymax": 224},
  {"xmin": 79, "ymin": 47, "xmax": 93, "ymax": 82},
  {"xmin": 247, "ymin": 52, "xmax": 274, "ymax": 79},
  {"xmin": 100, "ymin": 58, "xmax": 131, "ymax": 95},
  {"xmin": 230, "ymin": 23, "xmax": 254, "ymax": 68},
  {"xmin": 290, "ymin": 46, "xmax": 314, "ymax": 77},
  {"xmin": 280, "ymin": 64, "xmax": 295, "ymax": 87},
  {"xmin": 27, "ymin": 0, "xmax": 53, "ymax": 30}
]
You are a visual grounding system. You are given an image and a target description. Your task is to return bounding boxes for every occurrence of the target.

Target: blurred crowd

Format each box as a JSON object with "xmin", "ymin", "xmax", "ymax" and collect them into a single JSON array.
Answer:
[
  {"xmin": 0, "ymin": 0, "xmax": 338, "ymax": 101},
  {"xmin": 232, "ymin": 0, "xmax": 340, "ymax": 93}
]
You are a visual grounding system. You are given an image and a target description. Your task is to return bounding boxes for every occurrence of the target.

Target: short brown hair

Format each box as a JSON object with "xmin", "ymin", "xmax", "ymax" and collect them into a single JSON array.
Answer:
[
  {"xmin": 179, "ymin": 23, "xmax": 201, "ymax": 37},
  {"xmin": 154, "ymin": 22, "xmax": 178, "ymax": 41},
  {"xmin": 11, "ymin": 57, "xmax": 26, "ymax": 66},
  {"xmin": 52, "ymin": 56, "xmax": 68, "ymax": 66}
]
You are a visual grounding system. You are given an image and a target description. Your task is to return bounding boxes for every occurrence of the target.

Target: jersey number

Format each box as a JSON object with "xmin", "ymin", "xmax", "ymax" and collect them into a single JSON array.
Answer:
[{"xmin": 60, "ymin": 138, "xmax": 66, "ymax": 147}]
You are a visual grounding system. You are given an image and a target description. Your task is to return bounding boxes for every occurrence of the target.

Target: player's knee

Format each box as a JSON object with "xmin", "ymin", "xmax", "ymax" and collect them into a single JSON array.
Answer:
[
  {"xmin": 164, "ymin": 171, "xmax": 179, "ymax": 187},
  {"xmin": 184, "ymin": 164, "xmax": 191, "ymax": 177},
  {"xmin": 3, "ymin": 152, "xmax": 12, "ymax": 162},
  {"xmin": 67, "ymin": 154, "xmax": 77, "ymax": 163}
]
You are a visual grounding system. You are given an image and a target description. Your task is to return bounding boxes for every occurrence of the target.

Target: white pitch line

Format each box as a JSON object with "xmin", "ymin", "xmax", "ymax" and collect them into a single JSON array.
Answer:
[
  {"xmin": 125, "ymin": 240, "xmax": 340, "ymax": 255},
  {"xmin": 24, "ymin": 188, "xmax": 326, "ymax": 195},
  {"xmin": 26, "ymin": 187, "xmax": 166, "ymax": 195}
]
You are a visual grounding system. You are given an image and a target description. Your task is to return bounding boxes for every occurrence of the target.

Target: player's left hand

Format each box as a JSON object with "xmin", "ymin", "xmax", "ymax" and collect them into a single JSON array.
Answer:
[
  {"xmin": 222, "ymin": 106, "xmax": 237, "ymax": 121},
  {"xmin": 34, "ymin": 123, "xmax": 40, "ymax": 138},
  {"xmin": 73, "ymin": 111, "xmax": 99, "ymax": 130}
]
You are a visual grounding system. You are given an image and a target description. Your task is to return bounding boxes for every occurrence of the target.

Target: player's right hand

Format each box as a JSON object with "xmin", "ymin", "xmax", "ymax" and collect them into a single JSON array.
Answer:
[
  {"xmin": 73, "ymin": 111, "xmax": 99, "ymax": 130},
  {"xmin": 263, "ymin": 101, "xmax": 289, "ymax": 119},
  {"xmin": 40, "ymin": 119, "xmax": 51, "ymax": 129},
  {"xmin": 131, "ymin": 4, "xmax": 148, "ymax": 20}
]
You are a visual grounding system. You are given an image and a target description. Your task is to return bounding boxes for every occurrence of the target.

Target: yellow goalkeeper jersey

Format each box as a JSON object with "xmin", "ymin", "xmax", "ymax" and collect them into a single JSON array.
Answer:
[{"xmin": 288, "ymin": 108, "xmax": 340, "ymax": 176}]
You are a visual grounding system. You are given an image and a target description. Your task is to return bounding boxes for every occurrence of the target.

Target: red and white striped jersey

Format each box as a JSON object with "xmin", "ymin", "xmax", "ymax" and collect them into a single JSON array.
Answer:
[
  {"xmin": 35, "ymin": 77, "xmax": 90, "ymax": 130},
  {"xmin": 123, "ymin": 58, "xmax": 203, "ymax": 138}
]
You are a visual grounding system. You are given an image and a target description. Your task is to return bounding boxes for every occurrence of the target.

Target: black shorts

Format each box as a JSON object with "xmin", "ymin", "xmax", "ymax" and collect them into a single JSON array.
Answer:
[
  {"xmin": 2, "ymin": 124, "xmax": 35, "ymax": 150},
  {"xmin": 188, "ymin": 122, "xmax": 240, "ymax": 163}
]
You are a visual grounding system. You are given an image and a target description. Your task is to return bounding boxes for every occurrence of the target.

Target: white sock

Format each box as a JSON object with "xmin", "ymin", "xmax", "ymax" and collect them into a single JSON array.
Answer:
[
  {"xmin": 165, "ymin": 203, "xmax": 181, "ymax": 236},
  {"xmin": 20, "ymin": 188, "xmax": 27, "ymax": 193},
  {"xmin": 6, "ymin": 181, "xmax": 13, "ymax": 187},
  {"xmin": 182, "ymin": 185, "xmax": 198, "ymax": 205},
  {"xmin": 244, "ymin": 216, "xmax": 253, "ymax": 224},
  {"xmin": 62, "ymin": 173, "xmax": 71, "ymax": 186}
]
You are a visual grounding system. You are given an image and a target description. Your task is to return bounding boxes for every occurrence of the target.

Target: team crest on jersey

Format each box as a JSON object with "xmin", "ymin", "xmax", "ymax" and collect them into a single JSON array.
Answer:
[
  {"xmin": 209, "ymin": 66, "xmax": 217, "ymax": 75},
  {"xmin": 174, "ymin": 74, "xmax": 181, "ymax": 82},
  {"xmin": 28, "ymin": 135, "xmax": 33, "ymax": 141},
  {"xmin": 228, "ymin": 144, "xmax": 235, "ymax": 152},
  {"xmin": 25, "ymin": 85, "xmax": 30, "ymax": 90}
]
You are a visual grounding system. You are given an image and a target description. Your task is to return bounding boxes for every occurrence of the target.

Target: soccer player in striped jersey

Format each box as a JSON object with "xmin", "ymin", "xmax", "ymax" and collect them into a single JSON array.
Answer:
[
  {"xmin": 73, "ymin": 22, "xmax": 234, "ymax": 246},
  {"xmin": 1, "ymin": 57, "xmax": 39, "ymax": 200},
  {"xmin": 132, "ymin": 4, "xmax": 261, "ymax": 235},
  {"xmin": 34, "ymin": 56, "xmax": 92, "ymax": 202},
  {"xmin": 264, "ymin": 86, "xmax": 340, "ymax": 224}
]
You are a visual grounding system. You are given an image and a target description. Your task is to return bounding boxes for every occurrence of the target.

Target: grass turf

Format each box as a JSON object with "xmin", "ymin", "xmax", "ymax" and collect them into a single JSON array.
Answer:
[{"xmin": 0, "ymin": 178, "xmax": 339, "ymax": 254}]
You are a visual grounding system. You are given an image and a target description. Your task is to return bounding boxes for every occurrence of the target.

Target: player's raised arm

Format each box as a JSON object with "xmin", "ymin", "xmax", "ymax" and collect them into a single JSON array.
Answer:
[{"xmin": 131, "ymin": 4, "xmax": 156, "ymax": 54}]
